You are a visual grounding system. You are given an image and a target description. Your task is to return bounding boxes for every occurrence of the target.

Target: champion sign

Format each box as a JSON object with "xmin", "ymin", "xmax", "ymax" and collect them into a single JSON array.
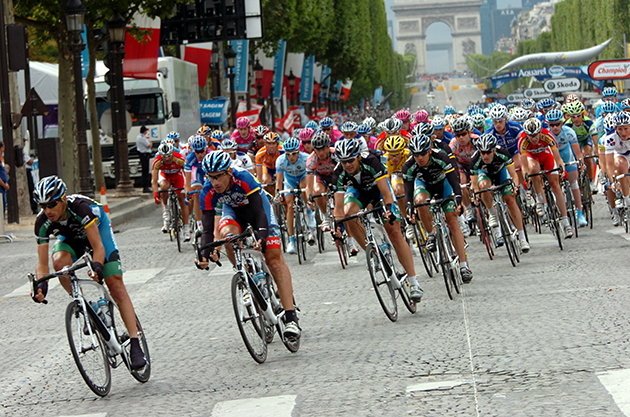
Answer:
[
  {"xmin": 543, "ymin": 77, "xmax": 581, "ymax": 93},
  {"xmin": 588, "ymin": 59, "xmax": 630, "ymax": 80}
]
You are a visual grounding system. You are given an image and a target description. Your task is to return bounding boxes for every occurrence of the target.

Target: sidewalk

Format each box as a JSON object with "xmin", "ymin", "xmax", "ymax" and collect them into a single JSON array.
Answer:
[{"xmin": 1, "ymin": 188, "xmax": 160, "ymax": 240}]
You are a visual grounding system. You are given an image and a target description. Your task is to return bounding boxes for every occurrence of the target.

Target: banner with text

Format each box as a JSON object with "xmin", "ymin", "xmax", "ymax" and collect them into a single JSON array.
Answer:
[
  {"xmin": 272, "ymin": 40, "xmax": 287, "ymax": 100},
  {"xmin": 489, "ymin": 65, "xmax": 602, "ymax": 90},
  {"xmin": 299, "ymin": 55, "xmax": 315, "ymax": 103},
  {"xmin": 227, "ymin": 40, "xmax": 249, "ymax": 93}
]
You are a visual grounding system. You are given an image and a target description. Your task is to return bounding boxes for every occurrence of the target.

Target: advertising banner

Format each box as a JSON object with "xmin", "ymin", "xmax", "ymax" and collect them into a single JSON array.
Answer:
[
  {"xmin": 272, "ymin": 40, "xmax": 287, "ymax": 100},
  {"xmin": 299, "ymin": 55, "xmax": 315, "ymax": 103}
]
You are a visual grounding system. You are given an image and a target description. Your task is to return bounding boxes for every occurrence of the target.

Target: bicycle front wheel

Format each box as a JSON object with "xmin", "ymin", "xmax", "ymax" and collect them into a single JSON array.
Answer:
[
  {"xmin": 231, "ymin": 272, "xmax": 267, "ymax": 364},
  {"xmin": 366, "ymin": 243, "xmax": 398, "ymax": 322},
  {"xmin": 66, "ymin": 300, "xmax": 111, "ymax": 397},
  {"xmin": 476, "ymin": 205, "xmax": 494, "ymax": 260},
  {"xmin": 335, "ymin": 237, "xmax": 348, "ymax": 269},
  {"xmin": 413, "ymin": 222, "xmax": 434, "ymax": 277},
  {"xmin": 497, "ymin": 207, "xmax": 517, "ymax": 267},
  {"xmin": 437, "ymin": 230, "xmax": 456, "ymax": 300}
]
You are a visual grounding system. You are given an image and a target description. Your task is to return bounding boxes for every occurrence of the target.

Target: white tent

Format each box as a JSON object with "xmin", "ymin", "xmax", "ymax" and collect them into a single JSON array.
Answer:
[{"xmin": 17, "ymin": 61, "xmax": 59, "ymax": 105}]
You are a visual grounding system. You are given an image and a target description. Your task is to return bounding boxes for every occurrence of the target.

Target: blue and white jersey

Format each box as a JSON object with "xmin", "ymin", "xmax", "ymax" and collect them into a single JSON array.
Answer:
[
  {"xmin": 275, "ymin": 152, "xmax": 309, "ymax": 180},
  {"xmin": 602, "ymin": 132, "xmax": 630, "ymax": 157},
  {"xmin": 183, "ymin": 149, "xmax": 208, "ymax": 172},
  {"xmin": 485, "ymin": 120, "xmax": 523, "ymax": 157},
  {"xmin": 230, "ymin": 151, "xmax": 254, "ymax": 171},
  {"xmin": 552, "ymin": 125, "xmax": 578, "ymax": 163},
  {"xmin": 596, "ymin": 102, "xmax": 623, "ymax": 119}
]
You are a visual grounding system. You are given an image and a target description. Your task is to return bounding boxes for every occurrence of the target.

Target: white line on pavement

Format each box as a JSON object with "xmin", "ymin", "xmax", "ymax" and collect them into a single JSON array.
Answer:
[
  {"xmin": 211, "ymin": 395, "xmax": 297, "ymax": 417},
  {"xmin": 3, "ymin": 280, "xmax": 60, "ymax": 299},
  {"xmin": 57, "ymin": 413, "xmax": 108, "ymax": 417},
  {"xmin": 607, "ymin": 228, "xmax": 630, "ymax": 241},
  {"xmin": 407, "ymin": 380, "xmax": 470, "ymax": 392},
  {"xmin": 597, "ymin": 369, "xmax": 630, "ymax": 416}
]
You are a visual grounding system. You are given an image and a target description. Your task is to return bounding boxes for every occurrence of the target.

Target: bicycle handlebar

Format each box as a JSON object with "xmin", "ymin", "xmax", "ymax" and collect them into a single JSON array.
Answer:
[
  {"xmin": 335, "ymin": 205, "xmax": 384, "ymax": 225},
  {"xmin": 195, "ymin": 226, "xmax": 258, "ymax": 269},
  {"xmin": 527, "ymin": 167, "xmax": 563, "ymax": 178},
  {"xmin": 412, "ymin": 196, "xmax": 454, "ymax": 208},
  {"xmin": 473, "ymin": 181, "xmax": 512, "ymax": 195},
  {"xmin": 28, "ymin": 253, "xmax": 94, "ymax": 304}
]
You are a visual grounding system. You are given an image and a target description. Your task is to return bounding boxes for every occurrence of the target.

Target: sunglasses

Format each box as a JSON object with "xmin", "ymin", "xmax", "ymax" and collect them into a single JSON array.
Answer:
[
  {"xmin": 340, "ymin": 157, "xmax": 357, "ymax": 165},
  {"xmin": 321, "ymin": 127, "xmax": 332, "ymax": 131},
  {"xmin": 412, "ymin": 150, "xmax": 430, "ymax": 157},
  {"xmin": 454, "ymin": 132, "xmax": 468, "ymax": 138},
  {"xmin": 286, "ymin": 151, "xmax": 300, "ymax": 156},
  {"xmin": 480, "ymin": 150, "xmax": 494, "ymax": 155},
  {"xmin": 548, "ymin": 122, "xmax": 563, "ymax": 127},
  {"xmin": 194, "ymin": 149, "xmax": 207, "ymax": 154},
  {"xmin": 207, "ymin": 172, "xmax": 228, "ymax": 181},
  {"xmin": 40, "ymin": 200, "xmax": 60, "ymax": 210},
  {"xmin": 302, "ymin": 140, "xmax": 312, "ymax": 144}
]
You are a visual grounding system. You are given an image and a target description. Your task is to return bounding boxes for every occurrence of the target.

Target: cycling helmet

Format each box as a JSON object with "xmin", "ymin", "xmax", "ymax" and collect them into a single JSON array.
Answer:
[
  {"xmin": 311, "ymin": 132, "xmax": 331, "ymax": 149},
  {"xmin": 444, "ymin": 106, "xmax": 455, "ymax": 115},
  {"xmin": 604, "ymin": 113, "xmax": 617, "ymax": 133},
  {"xmin": 383, "ymin": 118, "xmax": 402, "ymax": 134},
  {"xmin": 202, "ymin": 151, "xmax": 232, "ymax": 174},
  {"xmin": 615, "ymin": 111, "xmax": 630, "ymax": 127},
  {"xmin": 357, "ymin": 124, "xmax": 372, "ymax": 136},
  {"xmin": 220, "ymin": 138, "xmax": 238, "ymax": 151},
  {"xmin": 236, "ymin": 117, "xmax": 251, "ymax": 129},
  {"xmin": 472, "ymin": 113, "xmax": 486, "ymax": 129},
  {"xmin": 414, "ymin": 109, "xmax": 429, "ymax": 123},
  {"xmin": 431, "ymin": 116, "xmax": 447, "ymax": 129},
  {"xmin": 489, "ymin": 104, "xmax": 508, "ymax": 120},
  {"xmin": 602, "ymin": 101, "xmax": 618, "ymax": 114},
  {"xmin": 383, "ymin": 135, "xmax": 406, "ymax": 153},
  {"xmin": 299, "ymin": 128, "xmax": 315, "ymax": 141},
  {"xmin": 450, "ymin": 116, "xmax": 470, "ymax": 134},
  {"xmin": 603, "ymin": 86, "xmax": 618, "ymax": 97},
  {"xmin": 167, "ymin": 131, "xmax": 180, "ymax": 140},
  {"xmin": 158, "ymin": 142, "xmax": 174, "ymax": 157},
  {"xmin": 545, "ymin": 109, "xmax": 564, "ymax": 123},
  {"xmin": 511, "ymin": 107, "xmax": 530, "ymax": 122},
  {"xmin": 320, "ymin": 117, "xmax": 334, "ymax": 128},
  {"xmin": 283, "ymin": 137, "xmax": 300, "ymax": 152},
  {"xmin": 190, "ymin": 135, "xmax": 207, "ymax": 151},
  {"xmin": 34, "ymin": 175, "xmax": 67, "ymax": 204},
  {"xmin": 408, "ymin": 134, "xmax": 432, "ymax": 154},
  {"xmin": 198, "ymin": 125, "xmax": 212, "ymax": 135},
  {"xmin": 467, "ymin": 104, "xmax": 480, "ymax": 115},
  {"xmin": 537, "ymin": 97, "xmax": 555, "ymax": 110},
  {"xmin": 254, "ymin": 125, "xmax": 269, "ymax": 137},
  {"xmin": 161, "ymin": 137, "xmax": 175, "ymax": 147},
  {"xmin": 522, "ymin": 118, "xmax": 543, "ymax": 135},
  {"xmin": 362, "ymin": 116, "xmax": 377, "ymax": 129},
  {"xmin": 292, "ymin": 128, "xmax": 302, "ymax": 139},
  {"xmin": 305, "ymin": 120, "xmax": 318, "ymax": 130},
  {"xmin": 334, "ymin": 139, "xmax": 361, "ymax": 161},
  {"xmin": 211, "ymin": 130, "xmax": 224, "ymax": 140},
  {"xmin": 520, "ymin": 98, "xmax": 536, "ymax": 111},
  {"xmin": 564, "ymin": 100, "xmax": 585, "ymax": 116},
  {"xmin": 477, "ymin": 133, "xmax": 498, "ymax": 152},
  {"xmin": 394, "ymin": 109, "xmax": 411, "ymax": 121},
  {"xmin": 264, "ymin": 132, "xmax": 280, "ymax": 142},
  {"xmin": 340, "ymin": 121, "xmax": 358, "ymax": 133},
  {"xmin": 621, "ymin": 98, "xmax": 630, "ymax": 110},
  {"xmin": 565, "ymin": 93, "xmax": 580, "ymax": 103}
]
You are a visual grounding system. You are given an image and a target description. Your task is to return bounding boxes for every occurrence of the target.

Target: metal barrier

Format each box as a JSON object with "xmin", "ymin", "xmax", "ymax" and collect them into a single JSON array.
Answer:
[{"xmin": 0, "ymin": 194, "xmax": 13, "ymax": 243}]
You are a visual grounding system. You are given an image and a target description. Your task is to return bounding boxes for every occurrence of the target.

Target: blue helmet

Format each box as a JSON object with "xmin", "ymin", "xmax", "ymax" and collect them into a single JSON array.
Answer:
[
  {"xmin": 283, "ymin": 137, "xmax": 300, "ymax": 152},
  {"xmin": 408, "ymin": 134, "xmax": 432, "ymax": 154},
  {"xmin": 357, "ymin": 124, "xmax": 371, "ymax": 135},
  {"xmin": 520, "ymin": 98, "xmax": 536, "ymax": 110},
  {"xmin": 34, "ymin": 175, "xmax": 67, "ymax": 204},
  {"xmin": 615, "ymin": 111, "xmax": 630, "ymax": 127},
  {"xmin": 603, "ymin": 114, "xmax": 617, "ymax": 133},
  {"xmin": 167, "ymin": 131, "xmax": 180, "ymax": 140},
  {"xmin": 431, "ymin": 116, "xmax": 447, "ymax": 129},
  {"xmin": 537, "ymin": 98, "xmax": 555, "ymax": 110},
  {"xmin": 190, "ymin": 135, "xmax": 207, "ymax": 152},
  {"xmin": 202, "ymin": 151, "xmax": 232, "ymax": 174},
  {"xmin": 545, "ymin": 109, "xmax": 564, "ymax": 123},
  {"xmin": 320, "ymin": 117, "xmax": 334, "ymax": 128},
  {"xmin": 305, "ymin": 120, "xmax": 318, "ymax": 130},
  {"xmin": 602, "ymin": 101, "xmax": 618, "ymax": 114},
  {"xmin": 467, "ymin": 104, "xmax": 481, "ymax": 115},
  {"xmin": 444, "ymin": 106, "xmax": 455, "ymax": 115},
  {"xmin": 603, "ymin": 86, "xmax": 618, "ymax": 97}
]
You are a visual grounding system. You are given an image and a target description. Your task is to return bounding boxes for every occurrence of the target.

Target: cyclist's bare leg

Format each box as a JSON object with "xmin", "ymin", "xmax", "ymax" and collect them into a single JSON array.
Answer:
[
  {"xmin": 384, "ymin": 220, "xmax": 416, "ymax": 277},
  {"xmin": 104, "ymin": 274, "xmax": 139, "ymax": 338},
  {"xmin": 460, "ymin": 172, "xmax": 470, "ymax": 207},
  {"xmin": 343, "ymin": 201, "xmax": 365, "ymax": 250},
  {"xmin": 414, "ymin": 193, "xmax": 433, "ymax": 234},
  {"xmin": 478, "ymin": 179, "xmax": 493, "ymax": 210},
  {"xmin": 192, "ymin": 184, "xmax": 203, "ymax": 224},
  {"xmin": 264, "ymin": 248, "xmax": 295, "ymax": 312},
  {"xmin": 262, "ymin": 171, "xmax": 275, "ymax": 196},
  {"xmin": 583, "ymin": 144, "xmax": 594, "ymax": 181},
  {"xmin": 285, "ymin": 193, "xmax": 295, "ymax": 236},
  {"xmin": 177, "ymin": 192, "xmax": 190, "ymax": 225},
  {"xmin": 549, "ymin": 173, "xmax": 568, "ymax": 217},
  {"xmin": 513, "ymin": 154, "xmax": 524, "ymax": 186},
  {"xmin": 504, "ymin": 193, "xmax": 524, "ymax": 231},
  {"xmin": 615, "ymin": 156, "xmax": 630, "ymax": 197},
  {"xmin": 51, "ymin": 250, "xmax": 73, "ymax": 294},
  {"xmin": 567, "ymin": 170, "xmax": 583, "ymax": 210},
  {"xmin": 313, "ymin": 182, "xmax": 328, "ymax": 213},
  {"xmin": 158, "ymin": 179, "xmax": 170, "ymax": 207},
  {"xmin": 445, "ymin": 211, "xmax": 467, "ymax": 263},
  {"xmin": 528, "ymin": 158, "xmax": 543, "ymax": 195}
]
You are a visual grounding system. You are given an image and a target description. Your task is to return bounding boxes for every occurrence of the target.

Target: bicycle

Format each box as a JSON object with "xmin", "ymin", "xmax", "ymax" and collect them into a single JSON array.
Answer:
[
  {"xmin": 471, "ymin": 194, "xmax": 496, "ymax": 261},
  {"xmin": 528, "ymin": 167, "xmax": 564, "ymax": 250},
  {"xmin": 278, "ymin": 187, "xmax": 310, "ymax": 264},
  {"xmin": 561, "ymin": 161, "xmax": 580, "ymax": 238},
  {"xmin": 407, "ymin": 202, "xmax": 439, "ymax": 277},
  {"xmin": 159, "ymin": 183, "xmax": 184, "ymax": 252},
  {"xmin": 194, "ymin": 226, "xmax": 300, "ymax": 363},
  {"xmin": 581, "ymin": 155, "xmax": 598, "ymax": 229},
  {"xmin": 336, "ymin": 205, "xmax": 416, "ymax": 322},
  {"xmin": 414, "ymin": 197, "xmax": 463, "ymax": 300},
  {"xmin": 614, "ymin": 173, "xmax": 630, "ymax": 233},
  {"xmin": 475, "ymin": 182, "xmax": 521, "ymax": 267},
  {"xmin": 312, "ymin": 190, "xmax": 350, "ymax": 269},
  {"xmin": 28, "ymin": 253, "xmax": 150, "ymax": 397},
  {"xmin": 186, "ymin": 190, "xmax": 201, "ymax": 245},
  {"xmin": 264, "ymin": 182, "xmax": 289, "ymax": 253}
]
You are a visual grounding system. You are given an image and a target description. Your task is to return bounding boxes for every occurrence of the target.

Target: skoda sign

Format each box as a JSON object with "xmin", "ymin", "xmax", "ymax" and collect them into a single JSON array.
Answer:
[
  {"xmin": 543, "ymin": 77, "xmax": 581, "ymax": 93},
  {"xmin": 523, "ymin": 88, "xmax": 551, "ymax": 99}
]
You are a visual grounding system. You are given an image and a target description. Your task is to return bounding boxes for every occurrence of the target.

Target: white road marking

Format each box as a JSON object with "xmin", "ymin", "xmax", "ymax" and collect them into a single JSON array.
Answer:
[
  {"xmin": 57, "ymin": 414, "xmax": 108, "ymax": 417},
  {"xmin": 211, "ymin": 395, "xmax": 297, "ymax": 417},
  {"xmin": 3, "ymin": 280, "xmax": 60, "ymax": 299},
  {"xmin": 607, "ymin": 228, "xmax": 630, "ymax": 241},
  {"xmin": 597, "ymin": 369, "xmax": 630, "ymax": 416},
  {"xmin": 407, "ymin": 380, "xmax": 470, "ymax": 393}
]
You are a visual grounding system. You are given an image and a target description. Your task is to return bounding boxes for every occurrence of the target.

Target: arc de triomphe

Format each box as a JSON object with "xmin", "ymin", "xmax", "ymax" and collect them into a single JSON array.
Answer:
[{"xmin": 392, "ymin": 0, "xmax": 483, "ymax": 74}]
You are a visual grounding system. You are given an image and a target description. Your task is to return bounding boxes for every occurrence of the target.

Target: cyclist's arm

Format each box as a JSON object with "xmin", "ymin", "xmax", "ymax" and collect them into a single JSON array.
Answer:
[
  {"xmin": 333, "ymin": 192, "xmax": 344, "ymax": 220},
  {"xmin": 470, "ymin": 174, "xmax": 479, "ymax": 194},
  {"xmin": 551, "ymin": 147, "xmax": 565, "ymax": 171},
  {"xmin": 305, "ymin": 174, "xmax": 315, "ymax": 201},
  {"xmin": 506, "ymin": 163, "xmax": 519, "ymax": 188},
  {"xmin": 151, "ymin": 168, "xmax": 159, "ymax": 192},
  {"xmin": 256, "ymin": 164, "xmax": 263, "ymax": 181},
  {"xmin": 403, "ymin": 177, "xmax": 414, "ymax": 214},
  {"xmin": 85, "ymin": 222, "xmax": 106, "ymax": 268},
  {"xmin": 184, "ymin": 171, "xmax": 192, "ymax": 195},
  {"xmin": 275, "ymin": 172, "xmax": 284, "ymax": 195},
  {"xmin": 376, "ymin": 176, "xmax": 395, "ymax": 206},
  {"xmin": 36, "ymin": 242, "xmax": 50, "ymax": 277},
  {"xmin": 200, "ymin": 209, "xmax": 216, "ymax": 260},
  {"xmin": 247, "ymin": 191, "xmax": 270, "ymax": 245}
]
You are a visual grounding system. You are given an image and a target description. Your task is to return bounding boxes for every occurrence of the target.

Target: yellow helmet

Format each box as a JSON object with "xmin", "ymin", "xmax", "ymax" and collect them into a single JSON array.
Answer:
[{"xmin": 383, "ymin": 135, "xmax": 406, "ymax": 153}]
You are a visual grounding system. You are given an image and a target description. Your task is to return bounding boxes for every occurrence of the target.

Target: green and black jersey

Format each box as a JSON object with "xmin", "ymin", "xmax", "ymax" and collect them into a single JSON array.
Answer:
[
  {"xmin": 34, "ymin": 195, "xmax": 101, "ymax": 245},
  {"xmin": 332, "ymin": 151, "xmax": 387, "ymax": 194}
]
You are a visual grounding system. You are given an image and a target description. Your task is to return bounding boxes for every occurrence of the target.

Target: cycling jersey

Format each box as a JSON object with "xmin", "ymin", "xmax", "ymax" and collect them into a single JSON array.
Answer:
[
  {"xmin": 435, "ymin": 130, "xmax": 454, "ymax": 146},
  {"xmin": 602, "ymin": 132, "xmax": 630, "ymax": 157},
  {"xmin": 306, "ymin": 149, "xmax": 337, "ymax": 185},
  {"xmin": 255, "ymin": 145, "xmax": 285, "ymax": 169},
  {"xmin": 230, "ymin": 129, "xmax": 256, "ymax": 153},
  {"xmin": 385, "ymin": 149, "xmax": 411, "ymax": 174},
  {"xmin": 449, "ymin": 134, "xmax": 479, "ymax": 172},
  {"xmin": 596, "ymin": 102, "xmax": 623, "ymax": 119},
  {"xmin": 552, "ymin": 126, "xmax": 579, "ymax": 171},
  {"xmin": 518, "ymin": 131, "xmax": 558, "ymax": 155},
  {"xmin": 228, "ymin": 151, "xmax": 254, "ymax": 171},
  {"xmin": 332, "ymin": 151, "xmax": 387, "ymax": 194},
  {"xmin": 153, "ymin": 151, "xmax": 186, "ymax": 175},
  {"xmin": 276, "ymin": 152, "xmax": 309, "ymax": 189},
  {"xmin": 565, "ymin": 117, "xmax": 596, "ymax": 147},
  {"xmin": 184, "ymin": 149, "xmax": 210, "ymax": 186},
  {"xmin": 485, "ymin": 120, "xmax": 523, "ymax": 156},
  {"xmin": 316, "ymin": 128, "xmax": 343, "ymax": 145},
  {"xmin": 470, "ymin": 147, "xmax": 514, "ymax": 188}
]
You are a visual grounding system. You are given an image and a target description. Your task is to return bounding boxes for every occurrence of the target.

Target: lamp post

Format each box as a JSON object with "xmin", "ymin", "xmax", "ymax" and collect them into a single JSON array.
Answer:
[
  {"xmin": 321, "ymin": 82, "xmax": 329, "ymax": 113},
  {"xmin": 246, "ymin": 55, "xmax": 252, "ymax": 111},
  {"xmin": 313, "ymin": 80, "xmax": 318, "ymax": 113},
  {"xmin": 253, "ymin": 59, "xmax": 264, "ymax": 125},
  {"xmin": 287, "ymin": 70, "xmax": 296, "ymax": 107},
  {"xmin": 225, "ymin": 43, "xmax": 237, "ymax": 127},
  {"xmin": 331, "ymin": 85, "xmax": 338, "ymax": 112},
  {"xmin": 65, "ymin": 0, "xmax": 93, "ymax": 197},
  {"xmin": 107, "ymin": 11, "xmax": 135, "ymax": 195}
]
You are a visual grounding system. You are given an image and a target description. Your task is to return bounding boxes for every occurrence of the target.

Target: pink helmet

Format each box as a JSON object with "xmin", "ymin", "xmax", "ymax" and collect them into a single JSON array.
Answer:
[
  {"xmin": 394, "ymin": 109, "xmax": 411, "ymax": 122},
  {"xmin": 236, "ymin": 117, "xmax": 251, "ymax": 129},
  {"xmin": 299, "ymin": 128, "xmax": 315, "ymax": 142},
  {"xmin": 414, "ymin": 109, "xmax": 429, "ymax": 123}
]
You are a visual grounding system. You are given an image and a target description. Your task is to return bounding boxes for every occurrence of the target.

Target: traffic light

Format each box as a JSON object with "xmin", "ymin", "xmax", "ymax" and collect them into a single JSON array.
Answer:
[{"xmin": 103, "ymin": 53, "xmax": 114, "ymax": 86}]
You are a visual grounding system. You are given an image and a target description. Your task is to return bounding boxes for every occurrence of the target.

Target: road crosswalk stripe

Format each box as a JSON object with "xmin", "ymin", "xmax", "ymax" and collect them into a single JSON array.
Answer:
[{"xmin": 211, "ymin": 395, "xmax": 296, "ymax": 417}]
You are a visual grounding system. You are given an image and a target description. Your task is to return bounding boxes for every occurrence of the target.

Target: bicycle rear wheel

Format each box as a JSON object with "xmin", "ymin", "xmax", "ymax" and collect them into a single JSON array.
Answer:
[
  {"xmin": 564, "ymin": 182, "xmax": 578, "ymax": 238},
  {"xmin": 335, "ymin": 237, "xmax": 348, "ymax": 269},
  {"xmin": 110, "ymin": 304, "xmax": 151, "ymax": 383},
  {"xmin": 231, "ymin": 272, "xmax": 267, "ymax": 364},
  {"xmin": 172, "ymin": 202, "xmax": 181, "ymax": 253},
  {"xmin": 413, "ymin": 222, "xmax": 434, "ymax": 277},
  {"xmin": 66, "ymin": 300, "xmax": 111, "ymax": 397},
  {"xmin": 366, "ymin": 243, "xmax": 398, "ymax": 322},
  {"xmin": 549, "ymin": 203, "xmax": 564, "ymax": 250},
  {"xmin": 476, "ymin": 205, "xmax": 494, "ymax": 260},
  {"xmin": 497, "ymin": 207, "xmax": 517, "ymax": 267},
  {"xmin": 437, "ymin": 229, "xmax": 456, "ymax": 300}
]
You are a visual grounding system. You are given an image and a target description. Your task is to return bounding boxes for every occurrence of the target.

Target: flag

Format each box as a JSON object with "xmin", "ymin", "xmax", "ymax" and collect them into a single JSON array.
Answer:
[
  {"xmin": 299, "ymin": 55, "xmax": 315, "ymax": 103},
  {"xmin": 184, "ymin": 42, "xmax": 213, "ymax": 87},
  {"xmin": 341, "ymin": 80, "xmax": 353, "ymax": 101},
  {"xmin": 236, "ymin": 101, "xmax": 264, "ymax": 114},
  {"xmin": 123, "ymin": 14, "xmax": 161, "ymax": 79},
  {"xmin": 374, "ymin": 86, "xmax": 383, "ymax": 106},
  {"xmin": 272, "ymin": 40, "xmax": 286, "ymax": 100},
  {"xmin": 236, "ymin": 108, "xmax": 263, "ymax": 127},
  {"xmin": 285, "ymin": 53, "xmax": 304, "ymax": 103},
  {"xmin": 321, "ymin": 65, "xmax": 331, "ymax": 100},
  {"xmin": 254, "ymin": 50, "xmax": 275, "ymax": 99},
  {"xmin": 228, "ymin": 40, "xmax": 249, "ymax": 93},
  {"xmin": 277, "ymin": 106, "xmax": 300, "ymax": 134},
  {"xmin": 316, "ymin": 108, "xmax": 328, "ymax": 119}
]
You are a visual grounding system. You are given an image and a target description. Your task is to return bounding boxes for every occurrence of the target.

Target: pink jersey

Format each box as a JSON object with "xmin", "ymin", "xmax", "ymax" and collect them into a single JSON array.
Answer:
[{"xmin": 230, "ymin": 129, "xmax": 256, "ymax": 153}]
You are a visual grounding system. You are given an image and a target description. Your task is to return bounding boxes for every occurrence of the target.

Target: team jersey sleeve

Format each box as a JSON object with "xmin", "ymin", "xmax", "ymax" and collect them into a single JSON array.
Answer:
[
  {"xmin": 173, "ymin": 152, "xmax": 186, "ymax": 168},
  {"xmin": 565, "ymin": 128, "xmax": 578, "ymax": 145},
  {"xmin": 152, "ymin": 155, "xmax": 163, "ymax": 171},
  {"xmin": 34, "ymin": 214, "xmax": 51, "ymax": 244},
  {"xmin": 74, "ymin": 198, "xmax": 100, "ymax": 229},
  {"xmin": 369, "ymin": 154, "xmax": 388, "ymax": 182},
  {"xmin": 602, "ymin": 133, "xmax": 617, "ymax": 154},
  {"xmin": 241, "ymin": 154, "xmax": 254, "ymax": 170},
  {"xmin": 255, "ymin": 149, "xmax": 265, "ymax": 166},
  {"xmin": 184, "ymin": 152, "xmax": 196, "ymax": 172},
  {"xmin": 276, "ymin": 154, "xmax": 285, "ymax": 173},
  {"xmin": 469, "ymin": 153, "xmax": 481, "ymax": 176}
]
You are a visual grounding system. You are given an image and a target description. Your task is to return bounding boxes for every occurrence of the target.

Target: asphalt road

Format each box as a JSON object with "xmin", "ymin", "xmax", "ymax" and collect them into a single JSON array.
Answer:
[
  {"xmin": 2, "ymin": 195, "xmax": 630, "ymax": 416},
  {"xmin": 411, "ymin": 77, "xmax": 485, "ymax": 115}
]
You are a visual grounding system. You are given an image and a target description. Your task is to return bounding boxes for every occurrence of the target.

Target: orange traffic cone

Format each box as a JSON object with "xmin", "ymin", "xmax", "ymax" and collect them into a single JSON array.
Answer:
[{"xmin": 100, "ymin": 187, "xmax": 110, "ymax": 214}]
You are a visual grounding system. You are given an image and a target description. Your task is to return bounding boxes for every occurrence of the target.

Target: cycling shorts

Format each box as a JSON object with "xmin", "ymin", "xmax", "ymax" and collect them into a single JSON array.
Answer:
[
  {"xmin": 218, "ymin": 218, "xmax": 281, "ymax": 251},
  {"xmin": 527, "ymin": 148, "xmax": 557, "ymax": 173},
  {"xmin": 413, "ymin": 178, "xmax": 457, "ymax": 213},
  {"xmin": 343, "ymin": 185, "xmax": 402, "ymax": 222},
  {"xmin": 477, "ymin": 167, "xmax": 513, "ymax": 197},
  {"xmin": 159, "ymin": 170, "xmax": 185, "ymax": 192},
  {"xmin": 191, "ymin": 165, "xmax": 205, "ymax": 187},
  {"xmin": 390, "ymin": 172, "xmax": 404, "ymax": 187},
  {"xmin": 283, "ymin": 172, "xmax": 307, "ymax": 192},
  {"xmin": 578, "ymin": 136, "xmax": 594, "ymax": 150}
]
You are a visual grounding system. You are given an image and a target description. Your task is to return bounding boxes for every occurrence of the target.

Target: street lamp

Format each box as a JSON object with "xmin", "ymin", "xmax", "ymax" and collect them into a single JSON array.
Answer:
[
  {"xmin": 287, "ymin": 69, "xmax": 296, "ymax": 106},
  {"xmin": 254, "ymin": 59, "xmax": 263, "ymax": 104},
  {"xmin": 313, "ymin": 80, "xmax": 318, "ymax": 112},
  {"xmin": 225, "ymin": 43, "xmax": 237, "ymax": 127},
  {"xmin": 64, "ymin": 0, "xmax": 93, "ymax": 196},
  {"xmin": 321, "ymin": 82, "xmax": 329, "ymax": 111},
  {"xmin": 331, "ymin": 85, "xmax": 338, "ymax": 112},
  {"xmin": 107, "ymin": 10, "xmax": 135, "ymax": 196}
]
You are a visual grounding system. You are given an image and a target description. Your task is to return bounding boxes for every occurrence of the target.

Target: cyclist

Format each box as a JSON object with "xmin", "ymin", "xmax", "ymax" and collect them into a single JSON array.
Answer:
[
  {"xmin": 470, "ymin": 134, "xmax": 530, "ymax": 252},
  {"xmin": 519, "ymin": 118, "xmax": 574, "ymax": 238},
  {"xmin": 332, "ymin": 139, "xmax": 422, "ymax": 301},
  {"xmin": 274, "ymin": 137, "xmax": 314, "ymax": 253},
  {"xmin": 221, "ymin": 138, "xmax": 255, "ymax": 174},
  {"xmin": 207, "ymin": 130, "xmax": 224, "ymax": 151},
  {"xmin": 431, "ymin": 116, "xmax": 454, "ymax": 145},
  {"xmin": 382, "ymin": 135, "xmax": 414, "ymax": 238},
  {"xmin": 362, "ymin": 116, "xmax": 378, "ymax": 139},
  {"xmin": 402, "ymin": 134, "xmax": 474, "ymax": 283},
  {"xmin": 546, "ymin": 108, "xmax": 588, "ymax": 227},
  {"xmin": 248, "ymin": 125, "xmax": 269, "ymax": 159},
  {"xmin": 412, "ymin": 109, "xmax": 429, "ymax": 131},
  {"xmin": 299, "ymin": 128, "xmax": 315, "ymax": 154},
  {"xmin": 359, "ymin": 124, "xmax": 378, "ymax": 150},
  {"xmin": 564, "ymin": 100, "xmax": 598, "ymax": 193},
  {"xmin": 230, "ymin": 117, "xmax": 256, "ymax": 153},
  {"xmin": 394, "ymin": 109, "xmax": 412, "ymax": 134},
  {"xmin": 602, "ymin": 112, "xmax": 630, "ymax": 226},
  {"xmin": 595, "ymin": 86, "xmax": 622, "ymax": 119},
  {"xmin": 414, "ymin": 122, "xmax": 455, "ymax": 160},
  {"xmin": 32, "ymin": 176, "xmax": 146, "ymax": 369},
  {"xmin": 449, "ymin": 117, "xmax": 479, "ymax": 236},
  {"xmin": 319, "ymin": 117, "xmax": 342, "ymax": 145},
  {"xmin": 306, "ymin": 132, "xmax": 337, "ymax": 232},
  {"xmin": 485, "ymin": 104, "xmax": 525, "ymax": 185},
  {"xmin": 375, "ymin": 118, "xmax": 405, "ymax": 151},
  {"xmin": 196, "ymin": 152, "xmax": 301, "ymax": 340},
  {"xmin": 255, "ymin": 132, "xmax": 285, "ymax": 195},
  {"xmin": 164, "ymin": 131, "xmax": 181, "ymax": 153},
  {"xmin": 595, "ymin": 101, "xmax": 619, "ymax": 186},
  {"xmin": 152, "ymin": 142, "xmax": 191, "ymax": 239},
  {"xmin": 184, "ymin": 135, "xmax": 211, "ymax": 236}
]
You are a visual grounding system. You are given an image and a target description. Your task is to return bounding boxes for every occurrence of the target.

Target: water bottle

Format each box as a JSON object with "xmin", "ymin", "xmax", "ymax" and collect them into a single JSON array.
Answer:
[
  {"xmin": 95, "ymin": 297, "xmax": 112, "ymax": 328},
  {"xmin": 254, "ymin": 271, "xmax": 268, "ymax": 298},
  {"xmin": 379, "ymin": 241, "xmax": 390, "ymax": 257}
]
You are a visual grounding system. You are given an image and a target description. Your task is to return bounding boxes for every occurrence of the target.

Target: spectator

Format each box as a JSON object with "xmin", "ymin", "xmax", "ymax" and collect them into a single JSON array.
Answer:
[
  {"xmin": 136, "ymin": 125, "xmax": 153, "ymax": 193},
  {"xmin": 0, "ymin": 141, "xmax": 8, "ymax": 215},
  {"xmin": 23, "ymin": 137, "xmax": 37, "ymax": 214}
]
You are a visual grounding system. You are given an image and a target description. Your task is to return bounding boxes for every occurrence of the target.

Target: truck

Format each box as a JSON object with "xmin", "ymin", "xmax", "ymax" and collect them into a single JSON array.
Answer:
[{"xmin": 94, "ymin": 57, "xmax": 201, "ymax": 185}]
